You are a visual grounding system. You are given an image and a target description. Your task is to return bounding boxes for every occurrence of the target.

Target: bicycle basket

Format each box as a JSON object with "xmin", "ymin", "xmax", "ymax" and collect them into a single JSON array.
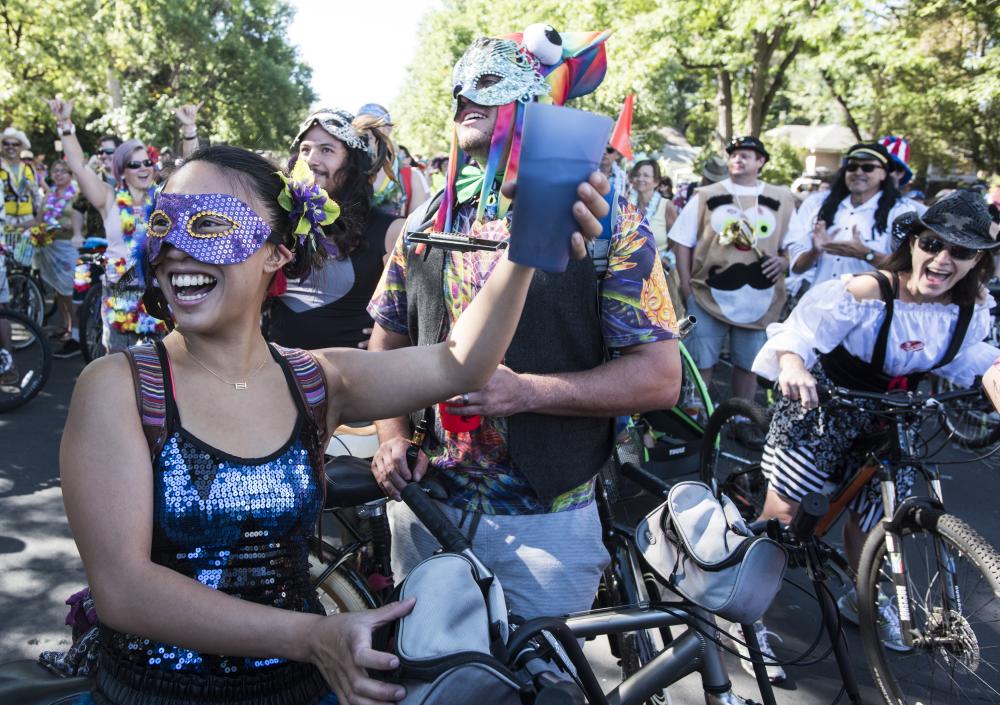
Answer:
[
  {"xmin": 636, "ymin": 481, "xmax": 787, "ymax": 624},
  {"xmin": 6, "ymin": 230, "xmax": 34, "ymax": 267}
]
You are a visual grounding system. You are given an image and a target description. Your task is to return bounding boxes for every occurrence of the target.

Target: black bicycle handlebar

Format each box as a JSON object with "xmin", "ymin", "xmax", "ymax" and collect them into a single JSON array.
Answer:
[
  {"xmin": 400, "ymin": 482, "xmax": 471, "ymax": 554},
  {"xmin": 789, "ymin": 492, "xmax": 829, "ymax": 543},
  {"xmin": 619, "ymin": 461, "xmax": 671, "ymax": 497},
  {"xmin": 820, "ymin": 384, "xmax": 984, "ymax": 409}
]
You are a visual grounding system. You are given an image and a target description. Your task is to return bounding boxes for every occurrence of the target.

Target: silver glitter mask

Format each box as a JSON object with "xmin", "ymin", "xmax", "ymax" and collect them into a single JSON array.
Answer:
[
  {"xmin": 451, "ymin": 38, "xmax": 550, "ymax": 114},
  {"xmin": 293, "ymin": 108, "xmax": 373, "ymax": 157}
]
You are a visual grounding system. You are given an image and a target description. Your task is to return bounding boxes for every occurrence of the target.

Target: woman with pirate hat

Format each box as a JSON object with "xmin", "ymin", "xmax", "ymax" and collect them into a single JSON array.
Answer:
[{"xmin": 751, "ymin": 190, "xmax": 1000, "ymax": 655}]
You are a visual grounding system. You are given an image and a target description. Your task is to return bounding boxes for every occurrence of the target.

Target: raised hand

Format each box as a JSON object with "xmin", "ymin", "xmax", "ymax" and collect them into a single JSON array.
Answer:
[
  {"xmin": 46, "ymin": 98, "xmax": 73, "ymax": 123},
  {"xmin": 173, "ymin": 102, "xmax": 203, "ymax": 128}
]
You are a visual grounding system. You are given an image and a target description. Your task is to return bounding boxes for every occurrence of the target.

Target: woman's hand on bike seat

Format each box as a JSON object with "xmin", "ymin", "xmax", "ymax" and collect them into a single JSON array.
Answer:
[{"xmin": 371, "ymin": 436, "xmax": 429, "ymax": 501}]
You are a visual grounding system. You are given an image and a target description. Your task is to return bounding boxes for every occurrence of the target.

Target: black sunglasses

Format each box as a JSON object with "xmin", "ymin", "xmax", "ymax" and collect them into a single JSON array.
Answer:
[
  {"xmin": 916, "ymin": 235, "xmax": 979, "ymax": 261},
  {"xmin": 97, "ymin": 148, "xmax": 116, "ymax": 156},
  {"xmin": 1, "ymin": 141, "xmax": 21, "ymax": 148},
  {"xmin": 605, "ymin": 146, "xmax": 617, "ymax": 154},
  {"xmin": 845, "ymin": 162, "xmax": 882, "ymax": 173},
  {"xmin": 125, "ymin": 159, "xmax": 154, "ymax": 169}
]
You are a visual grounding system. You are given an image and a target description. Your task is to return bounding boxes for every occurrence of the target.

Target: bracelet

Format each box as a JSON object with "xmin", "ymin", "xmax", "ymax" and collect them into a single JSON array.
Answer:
[
  {"xmin": 182, "ymin": 132, "xmax": 197, "ymax": 141},
  {"xmin": 58, "ymin": 122, "xmax": 75, "ymax": 136}
]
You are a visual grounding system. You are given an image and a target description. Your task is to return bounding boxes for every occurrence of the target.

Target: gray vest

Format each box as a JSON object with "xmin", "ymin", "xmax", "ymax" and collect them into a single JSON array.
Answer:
[{"xmin": 404, "ymin": 244, "xmax": 613, "ymax": 502}]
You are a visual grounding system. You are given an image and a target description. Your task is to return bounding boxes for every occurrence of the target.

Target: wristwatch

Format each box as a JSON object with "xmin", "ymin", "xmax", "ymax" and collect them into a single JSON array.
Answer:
[
  {"xmin": 59, "ymin": 122, "xmax": 75, "ymax": 136},
  {"xmin": 864, "ymin": 250, "xmax": 876, "ymax": 263}
]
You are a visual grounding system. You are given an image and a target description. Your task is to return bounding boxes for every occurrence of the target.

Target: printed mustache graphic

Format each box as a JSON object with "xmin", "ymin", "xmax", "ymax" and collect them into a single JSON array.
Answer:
[{"xmin": 707, "ymin": 262, "xmax": 773, "ymax": 291}]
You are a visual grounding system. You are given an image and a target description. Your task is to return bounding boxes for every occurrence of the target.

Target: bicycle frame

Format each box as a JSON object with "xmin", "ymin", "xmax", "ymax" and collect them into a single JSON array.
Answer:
[{"xmin": 566, "ymin": 605, "xmax": 734, "ymax": 705}]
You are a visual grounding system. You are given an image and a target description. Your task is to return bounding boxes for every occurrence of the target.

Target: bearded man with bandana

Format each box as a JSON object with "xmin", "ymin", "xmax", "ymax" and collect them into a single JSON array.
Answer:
[{"xmin": 368, "ymin": 24, "xmax": 681, "ymax": 620}]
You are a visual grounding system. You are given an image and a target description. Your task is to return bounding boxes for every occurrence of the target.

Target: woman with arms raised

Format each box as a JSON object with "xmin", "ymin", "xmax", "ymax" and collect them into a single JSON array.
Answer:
[{"xmin": 60, "ymin": 144, "xmax": 608, "ymax": 705}]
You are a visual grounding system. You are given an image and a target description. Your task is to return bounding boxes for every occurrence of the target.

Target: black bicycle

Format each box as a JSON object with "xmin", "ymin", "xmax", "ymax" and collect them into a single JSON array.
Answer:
[
  {"xmin": 703, "ymin": 385, "xmax": 1000, "ymax": 704},
  {"xmin": 0, "ymin": 306, "xmax": 52, "ymax": 412}
]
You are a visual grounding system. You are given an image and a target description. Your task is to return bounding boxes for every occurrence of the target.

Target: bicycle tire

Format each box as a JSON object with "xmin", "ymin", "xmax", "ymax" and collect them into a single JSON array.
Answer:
[
  {"xmin": 79, "ymin": 285, "xmax": 106, "ymax": 363},
  {"xmin": 858, "ymin": 513, "xmax": 1000, "ymax": 704},
  {"xmin": 699, "ymin": 398, "xmax": 769, "ymax": 523},
  {"xmin": 931, "ymin": 375, "xmax": 1000, "ymax": 450},
  {"xmin": 310, "ymin": 561, "xmax": 376, "ymax": 614},
  {"xmin": 7, "ymin": 272, "xmax": 44, "ymax": 327},
  {"xmin": 617, "ymin": 581, "xmax": 671, "ymax": 705},
  {"xmin": 0, "ymin": 308, "xmax": 52, "ymax": 412}
]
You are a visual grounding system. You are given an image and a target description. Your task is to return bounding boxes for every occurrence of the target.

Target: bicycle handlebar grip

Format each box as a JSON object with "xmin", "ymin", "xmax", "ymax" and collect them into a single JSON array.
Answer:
[
  {"xmin": 400, "ymin": 482, "xmax": 471, "ymax": 554},
  {"xmin": 789, "ymin": 492, "xmax": 829, "ymax": 542},
  {"xmin": 620, "ymin": 462, "xmax": 671, "ymax": 497}
]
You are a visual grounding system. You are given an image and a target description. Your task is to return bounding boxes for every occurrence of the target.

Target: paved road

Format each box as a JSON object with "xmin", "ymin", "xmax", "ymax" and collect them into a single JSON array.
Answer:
[{"xmin": 3, "ymin": 355, "xmax": 1000, "ymax": 705}]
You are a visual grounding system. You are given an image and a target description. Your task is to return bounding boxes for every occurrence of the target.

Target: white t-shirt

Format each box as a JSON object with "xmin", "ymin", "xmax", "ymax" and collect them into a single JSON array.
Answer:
[{"xmin": 752, "ymin": 275, "xmax": 999, "ymax": 388}]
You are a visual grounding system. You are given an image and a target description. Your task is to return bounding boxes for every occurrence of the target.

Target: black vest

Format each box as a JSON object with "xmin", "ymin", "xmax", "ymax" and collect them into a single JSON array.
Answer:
[
  {"xmin": 404, "ymin": 243, "xmax": 613, "ymax": 502},
  {"xmin": 819, "ymin": 271, "xmax": 973, "ymax": 392}
]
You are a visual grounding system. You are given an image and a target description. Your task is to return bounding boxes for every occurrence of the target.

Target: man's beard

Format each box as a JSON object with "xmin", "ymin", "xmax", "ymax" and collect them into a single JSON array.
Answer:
[{"xmin": 457, "ymin": 129, "xmax": 491, "ymax": 161}]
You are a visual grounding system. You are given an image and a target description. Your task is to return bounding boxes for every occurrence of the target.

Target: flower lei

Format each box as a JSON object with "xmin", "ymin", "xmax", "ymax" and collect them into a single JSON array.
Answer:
[
  {"xmin": 276, "ymin": 160, "xmax": 341, "ymax": 274},
  {"xmin": 102, "ymin": 291, "xmax": 168, "ymax": 335},
  {"xmin": 115, "ymin": 185, "xmax": 156, "ymax": 263},
  {"xmin": 30, "ymin": 182, "xmax": 78, "ymax": 248}
]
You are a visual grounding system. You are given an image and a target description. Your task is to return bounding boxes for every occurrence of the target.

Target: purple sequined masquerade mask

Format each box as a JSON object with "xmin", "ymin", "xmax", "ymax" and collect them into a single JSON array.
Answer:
[{"xmin": 146, "ymin": 192, "xmax": 273, "ymax": 266}]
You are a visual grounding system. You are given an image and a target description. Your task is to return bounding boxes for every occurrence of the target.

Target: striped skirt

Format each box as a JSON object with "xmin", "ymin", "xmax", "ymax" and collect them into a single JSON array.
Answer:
[{"xmin": 761, "ymin": 365, "xmax": 914, "ymax": 533}]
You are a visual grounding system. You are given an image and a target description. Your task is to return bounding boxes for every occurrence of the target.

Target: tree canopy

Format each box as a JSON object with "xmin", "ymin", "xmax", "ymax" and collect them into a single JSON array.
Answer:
[
  {"xmin": 391, "ymin": 0, "xmax": 1000, "ymax": 177},
  {"xmin": 0, "ymin": 0, "xmax": 314, "ymax": 154}
]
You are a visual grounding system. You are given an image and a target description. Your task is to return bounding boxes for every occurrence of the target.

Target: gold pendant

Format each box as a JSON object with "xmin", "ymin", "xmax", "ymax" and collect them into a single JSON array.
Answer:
[{"xmin": 233, "ymin": 382, "xmax": 248, "ymax": 390}]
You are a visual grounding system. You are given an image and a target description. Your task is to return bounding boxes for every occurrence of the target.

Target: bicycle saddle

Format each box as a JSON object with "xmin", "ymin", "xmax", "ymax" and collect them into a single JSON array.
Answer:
[
  {"xmin": 324, "ymin": 455, "xmax": 384, "ymax": 508},
  {"xmin": 0, "ymin": 659, "xmax": 91, "ymax": 705}
]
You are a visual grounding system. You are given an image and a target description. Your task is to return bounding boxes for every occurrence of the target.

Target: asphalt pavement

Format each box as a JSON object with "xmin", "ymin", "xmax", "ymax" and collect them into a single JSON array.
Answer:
[{"xmin": 3, "ymin": 355, "xmax": 1000, "ymax": 705}]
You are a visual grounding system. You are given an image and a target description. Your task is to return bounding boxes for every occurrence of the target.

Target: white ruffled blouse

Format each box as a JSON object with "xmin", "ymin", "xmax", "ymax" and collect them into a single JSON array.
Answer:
[{"xmin": 752, "ymin": 275, "xmax": 1000, "ymax": 388}]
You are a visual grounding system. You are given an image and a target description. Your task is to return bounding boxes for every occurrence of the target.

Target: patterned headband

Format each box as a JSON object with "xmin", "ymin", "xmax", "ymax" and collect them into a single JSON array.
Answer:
[{"xmin": 294, "ymin": 108, "xmax": 372, "ymax": 156}]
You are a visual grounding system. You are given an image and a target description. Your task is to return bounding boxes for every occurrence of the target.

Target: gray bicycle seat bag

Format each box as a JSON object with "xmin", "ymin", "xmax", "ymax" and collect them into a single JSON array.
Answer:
[
  {"xmin": 389, "ymin": 552, "xmax": 525, "ymax": 705},
  {"xmin": 636, "ymin": 481, "xmax": 787, "ymax": 623}
]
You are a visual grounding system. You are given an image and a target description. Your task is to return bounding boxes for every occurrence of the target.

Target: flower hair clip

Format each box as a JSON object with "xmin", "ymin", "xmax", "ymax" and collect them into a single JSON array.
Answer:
[{"xmin": 276, "ymin": 159, "xmax": 341, "ymax": 259}]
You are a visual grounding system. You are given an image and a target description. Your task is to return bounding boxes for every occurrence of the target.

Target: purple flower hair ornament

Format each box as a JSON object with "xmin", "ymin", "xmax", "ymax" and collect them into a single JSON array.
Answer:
[{"xmin": 276, "ymin": 159, "xmax": 341, "ymax": 259}]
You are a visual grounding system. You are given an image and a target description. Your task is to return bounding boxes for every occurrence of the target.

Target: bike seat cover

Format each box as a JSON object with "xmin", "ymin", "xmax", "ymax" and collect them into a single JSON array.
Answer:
[
  {"xmin": 324, "ymin": 455, "xmax": 384, "ymax": 508},
  {"xmin": 0, "ymin": 659, "xmax": 91, "ymax": 705}
]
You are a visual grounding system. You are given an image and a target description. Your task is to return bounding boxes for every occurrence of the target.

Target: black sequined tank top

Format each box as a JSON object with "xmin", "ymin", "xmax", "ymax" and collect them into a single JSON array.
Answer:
[{"xmin": 94, "ymin": 342, "xmax": 329, "ymax": 705}]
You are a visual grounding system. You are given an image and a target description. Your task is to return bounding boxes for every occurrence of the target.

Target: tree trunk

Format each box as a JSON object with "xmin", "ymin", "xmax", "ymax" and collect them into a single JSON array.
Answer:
[
  {"xmin": 107, "ymin": 68, "xmax": 122, "ymax": 110},
  {"xmin": 745, "ymin": 31, "xmax": 773, "ymax": 137},
  {"xmin": 821, "ymin": 70, "xmax": 863, "ymax": 141},
  {"xmin": 716, "ymin": 70, "xmax": 733, "ymax": 144}
]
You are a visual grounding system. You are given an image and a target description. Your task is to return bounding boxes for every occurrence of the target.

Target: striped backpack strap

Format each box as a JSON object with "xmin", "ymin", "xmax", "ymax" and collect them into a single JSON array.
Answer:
[
  {"xmin": 273, "ymin": 345, "xmax": 329, "ymax": 461},
  {"xmin": 123, "ymin": 342, "xmax": 169, "ymax": 459}
]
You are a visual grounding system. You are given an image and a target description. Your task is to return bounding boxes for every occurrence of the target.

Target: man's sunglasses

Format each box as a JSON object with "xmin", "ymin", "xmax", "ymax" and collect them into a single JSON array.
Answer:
[
  {"xmin": 605, "ymin": 146, "xmax": 617, "ymax": 154},
  {"xmin": 125, "ymin": 159, "xmax": 154, "ymax": 169},
  {"xmin": 97, "ymin": 148, "xmax": 116, "ymax": 156},
  {"xmin": 916, "ymin": 235, "xmax": 979, "ymax": 261},
  {"xmin": 1, "ymin": 141, "xmax": 21, "ymax": 148},
  {"xmin": 845, "ymin": 162, "xmax": 882, "ymax": 173}
]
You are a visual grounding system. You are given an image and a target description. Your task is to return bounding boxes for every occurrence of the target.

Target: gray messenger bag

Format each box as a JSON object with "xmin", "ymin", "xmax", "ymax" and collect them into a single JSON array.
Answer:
[{"xmin": 636, "ymin": 481, "xmax": 787, "ymax": 624}]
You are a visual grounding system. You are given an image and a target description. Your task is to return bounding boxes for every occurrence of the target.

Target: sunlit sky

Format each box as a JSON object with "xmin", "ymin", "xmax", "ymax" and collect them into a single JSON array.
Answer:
[{"xmin": 288, "ymin": 0, "xmax": 443, "ymax": 117}]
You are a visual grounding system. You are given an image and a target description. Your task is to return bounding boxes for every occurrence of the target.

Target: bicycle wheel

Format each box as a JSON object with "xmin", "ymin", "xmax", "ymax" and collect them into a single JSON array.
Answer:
[
  {"xmin": 309, "ymin": 537, "xmax": 378, "ymax": 614},
  {"xmin": 931, "ymin": 376, "xmax": 1000, "ymax": 450},
  {"xmin": 617, "ymin": 579, "xmax": 671, "ymax": 705},
  {"xmin": 676, "ymin": 340, "xmax": 714, "ymax": 427},
  {"xmin": 699, "ymin": 398, "xmax": 769, "ymax": 523},
  {"xmin": 79, "ymin": 285, "xmax": 106, "ymax": 363},
  {"xmin": 0, "ymin": 308, "xmax": 52, "ymax": 412},
  {"xmin": 858, "ymin": 513, "xmax": 1000, "ymax": 704},
  {"xmin": 7, "ymin": 272, "xmax": 44, "ymax": 327}
]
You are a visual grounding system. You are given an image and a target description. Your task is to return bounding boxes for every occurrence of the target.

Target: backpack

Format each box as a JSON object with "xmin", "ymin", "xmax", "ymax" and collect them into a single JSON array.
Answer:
[{"xmin": 636, "ymin": 481, "xmax": 787, "ymax": 624}]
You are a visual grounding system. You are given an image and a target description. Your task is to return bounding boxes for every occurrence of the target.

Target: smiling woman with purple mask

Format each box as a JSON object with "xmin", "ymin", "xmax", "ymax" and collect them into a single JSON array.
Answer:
[{"xmin": 58, "ymin": 143, "xmax": 609, "ymax": 705}]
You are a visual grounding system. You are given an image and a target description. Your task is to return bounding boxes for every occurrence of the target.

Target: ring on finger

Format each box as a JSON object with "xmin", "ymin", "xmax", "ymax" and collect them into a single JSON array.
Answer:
[{"xmin": 462, "ymin": 392, "xmax": 470, "ymax": 406}]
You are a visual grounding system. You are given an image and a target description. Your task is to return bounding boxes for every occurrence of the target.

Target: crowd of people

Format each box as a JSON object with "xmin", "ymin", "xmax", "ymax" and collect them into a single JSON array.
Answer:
[{"xmin": 2, "ymin": 18, "xmax": 1000, "ymax": 705}]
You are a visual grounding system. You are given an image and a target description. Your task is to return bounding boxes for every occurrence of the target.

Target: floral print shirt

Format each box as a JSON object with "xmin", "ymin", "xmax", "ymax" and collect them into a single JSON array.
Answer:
[{"xmin": 368, "ymin": 196, "xmax": 677, "ymax": 514}]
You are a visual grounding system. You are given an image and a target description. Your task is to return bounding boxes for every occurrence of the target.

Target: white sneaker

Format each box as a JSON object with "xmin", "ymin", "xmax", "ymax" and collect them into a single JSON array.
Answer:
[
  {"xmin": 838, "ymin": 590, "xmax": 912, "ymax": 652},
  {"xmin": 726, "ymin": 622, "xmax": 786, "ymax": 684}
]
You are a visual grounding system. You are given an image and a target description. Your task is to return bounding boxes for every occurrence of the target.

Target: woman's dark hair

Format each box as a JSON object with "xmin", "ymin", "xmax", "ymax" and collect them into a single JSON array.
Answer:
[
  {"xmin": 288, "ymin": 115, "xmax": 394, "ymax": 259},
  {"xmin": 882, "ymin": 230, "xmax": 995, "ymax": 307},
  {"xmin": 818, "ymin": 163, "xmax": 901, "ymax": 235},
  {"xmin": 629, "ymin": 159, "xmax": 661, "ymax": 183}
]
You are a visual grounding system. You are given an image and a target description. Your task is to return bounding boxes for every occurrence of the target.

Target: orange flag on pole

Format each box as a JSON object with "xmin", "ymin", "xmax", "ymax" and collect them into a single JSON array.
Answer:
[{"xmin": 609, "ymin": 94, "xmax": 634, "ymax": 161}]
